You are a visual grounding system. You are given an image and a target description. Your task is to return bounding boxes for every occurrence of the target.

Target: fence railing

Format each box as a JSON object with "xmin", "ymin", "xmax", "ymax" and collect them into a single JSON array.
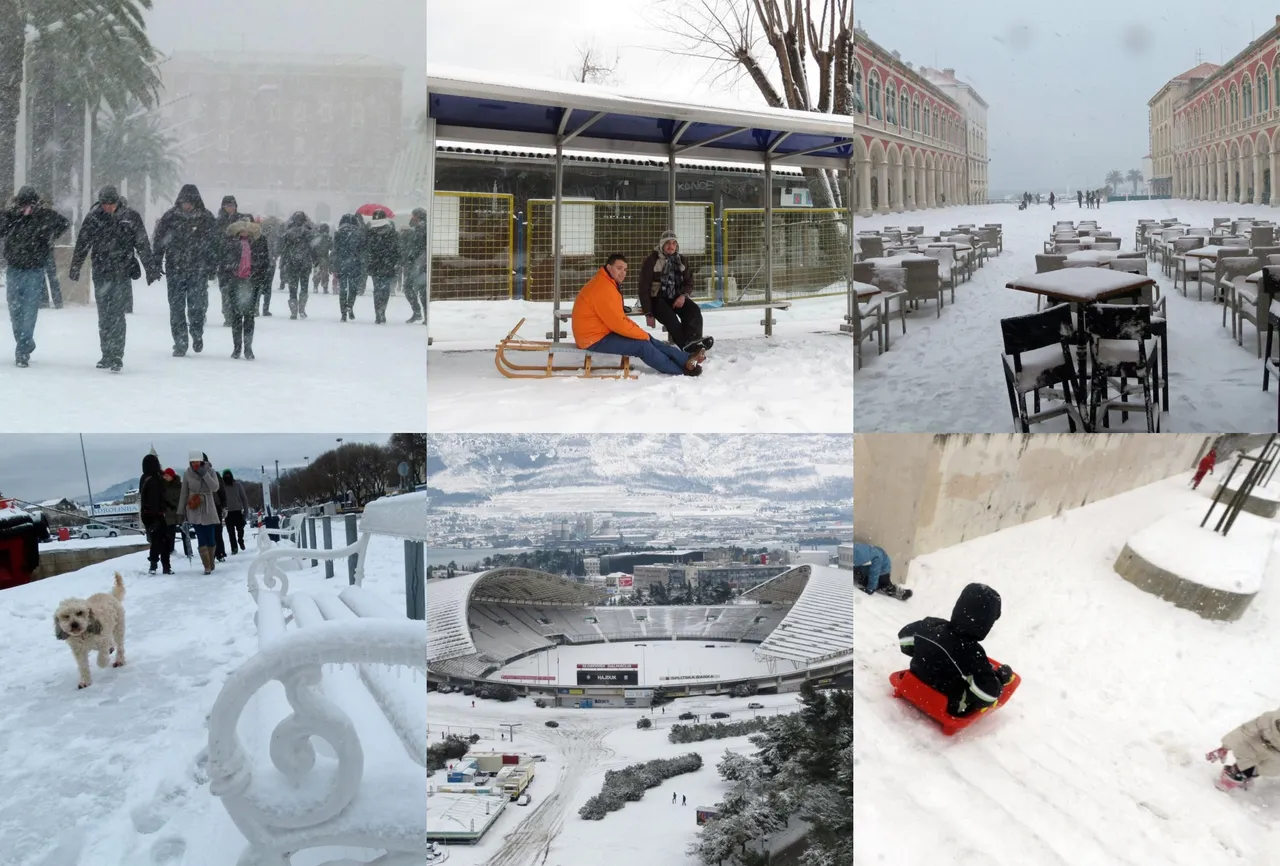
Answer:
[
  {"xmin": 722, "ymin": 207, "xmax": 850, "ymax": 303},
  {"xmin": 429, "ymin": 191, "xmax": 515, "ymax": 300}
]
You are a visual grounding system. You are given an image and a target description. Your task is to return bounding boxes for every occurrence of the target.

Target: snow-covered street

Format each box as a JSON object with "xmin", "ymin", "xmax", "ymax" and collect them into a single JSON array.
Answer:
[
  {"xmin": 854, "ymin": 199, "xmax": 1279, "ymax": 432},
  {"xmin": 0, "ymin": 527, "xmax": 413, "ymax": 866},
  {"xmin": 0, "ymin": 277, "xmax": 425, "ymax": 433},
  {"xmin": 426, "ymin": 297, "xmax": 853, "ymax": 432},
  {"xmin": 854, "ymin": 469, "xmax": 1280, "ymax": 865}
]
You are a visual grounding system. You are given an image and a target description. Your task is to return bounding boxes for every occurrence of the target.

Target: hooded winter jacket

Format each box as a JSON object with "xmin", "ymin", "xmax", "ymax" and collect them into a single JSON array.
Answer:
[
  {"xmin": 571, "ymin": 266, "xmax": 649, "ymax": 349},
  {"xmin": 853, "ymin": 543, "xmax": 891, "ymax": 593},
  {"xmin": 161, "ymin": 473, "xmax": 183, "ymax": 525},
  {"xmin": 637, "ymin": 230, "xmax": 694, "ymax": 315},
  {"xmin": 221, "ymin": 471, "xmax": 250, "ymax": 513},
  {"xmin": 217, "ymin": 217, "xmax": 270, "ymax": 283},
  {"xmin": 333, "ymin": 214, "xmax": 365, "ymax": 278},
  {"xmin": 898, "ymin": 583, "xmax": 1006, "ymax": 716},
  {"xmin": 1223, "ymin": 708, "xmax": 1280, "ymax": 777},
  {"xmin": 138, "ymin": 454, "xmax": 166, "ymax": 524},
  {"xmin": 279, "ymin": 211, "xmax": 315, "ymax": 272},
  {"xmin": 365, "ymin": 218, "xmax": 401, "ymax": 278},
  {"xmin": 179, "ymin": 461, "xmax": 222, "ymax": 526},
  {"xmin": 70, "ymin": 187, "xmax": 154, "ymax": 282},
  {"xmin": 0, "ymin": 186, "xmax": 70, "ymax": 269},
  {"xmin": 152, "ymin": 184, "xmax": 217, "ymax": 278}
]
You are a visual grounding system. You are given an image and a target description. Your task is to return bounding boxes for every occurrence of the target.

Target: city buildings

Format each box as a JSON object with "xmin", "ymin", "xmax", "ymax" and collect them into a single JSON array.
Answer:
[{"xmin": 854, "ymin": 27, "xmax": 988, "ymax": 214}]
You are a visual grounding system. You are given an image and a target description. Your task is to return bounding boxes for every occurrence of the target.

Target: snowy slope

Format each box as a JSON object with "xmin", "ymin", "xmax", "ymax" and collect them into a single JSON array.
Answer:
[
  {"xmin": 854, "ymin": 471, "xmax": 1280, "ymax": 865},
  {"xmin": 0, "ymin": 276, "xmax": 425, "ymax": 433},
  {"xmin": 0, "ymin": 527, "xmax": 415, "ymax": 866},
  {"xmin": 427, "ymin": 297, "xmax": 852, "ymax": 432},
  {"xmin": 427, "ymin": 433, "xmax": 852, "ymax": 500},
  {"xmin": 855, "ymin": 199, "xmax": 1278, "ymax": 432}
]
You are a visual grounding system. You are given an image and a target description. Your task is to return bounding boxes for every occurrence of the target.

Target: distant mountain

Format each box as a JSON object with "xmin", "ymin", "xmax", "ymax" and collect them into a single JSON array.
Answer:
[
  {"xmin": 79, "ymin": 465, "xmax": 265, "ymax": 505},
  {"xmin": 426, "ymin": 434, "xmax": 852, "ymax": 503}
]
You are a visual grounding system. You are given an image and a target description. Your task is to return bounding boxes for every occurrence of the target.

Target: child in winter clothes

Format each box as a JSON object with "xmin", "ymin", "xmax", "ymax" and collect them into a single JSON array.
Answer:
[
  {"xmin": 853, "ymin": 542, "xmax": 911, "ymax": 600},
  {"xmin": 898, "ymin": 583, "xmax": 1015, "ymax": 717},
  {"xmin": 1191, "ymin": 449, "xmax": 1216, "ymax": 490},
  {"xmin": 1207, "ymin": 707, "xmax": 1280, "ymax": 790}
]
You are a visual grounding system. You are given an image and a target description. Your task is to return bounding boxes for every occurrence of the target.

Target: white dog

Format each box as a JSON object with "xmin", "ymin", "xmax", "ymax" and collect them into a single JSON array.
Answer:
[{"xmin": 54, "ymin": 572, "xmax": 126, "ymax": 689}]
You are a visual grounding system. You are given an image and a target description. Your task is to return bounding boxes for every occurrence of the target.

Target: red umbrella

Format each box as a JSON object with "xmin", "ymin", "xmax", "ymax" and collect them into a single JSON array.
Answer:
[{"xmin": 356, "ymin": 203, "xmax": 395, "ymax": 218}]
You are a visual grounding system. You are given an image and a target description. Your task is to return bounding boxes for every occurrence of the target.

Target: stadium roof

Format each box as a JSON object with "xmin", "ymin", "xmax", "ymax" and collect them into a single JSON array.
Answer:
[
  {"xmin": 427, "ymin": 568, "xmax": 607, "ymax": 662},
  {"xmin": 745, "ymin": 565, "xmax": 853, "ymax": 664}
]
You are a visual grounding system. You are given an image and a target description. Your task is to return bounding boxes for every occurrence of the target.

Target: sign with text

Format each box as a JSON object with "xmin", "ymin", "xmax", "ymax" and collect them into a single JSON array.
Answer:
[
  {"xmin": 617, "ymin": 575, "xmax": 634, "ymax": 588},
  {"xmin": 658, "ymin": 673, "xmax": 719, "ymax": 682},
  {"xmin": 500, "ymin": 674, "xmax": 557, "ymax": 681},
  {"xmin": 576, "ymin": 664, "xmax": 637, "ymax": 669},
  {"xmin": 577, "ymin": 668, "xmax": 639, "ymax": 686}
]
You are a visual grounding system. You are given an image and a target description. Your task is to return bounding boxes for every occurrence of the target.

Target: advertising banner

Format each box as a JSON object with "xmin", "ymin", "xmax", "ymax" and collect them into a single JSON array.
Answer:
[{"xmin": 500, "ymin": 674, "xmax": 557, "ymax": 681}]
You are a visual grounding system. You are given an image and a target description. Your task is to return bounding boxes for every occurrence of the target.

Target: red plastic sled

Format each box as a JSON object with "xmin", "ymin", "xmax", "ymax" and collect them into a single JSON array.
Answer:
[{"xmin": 889, "ymin": 658, "xmax": 1021, "ymax": 736}]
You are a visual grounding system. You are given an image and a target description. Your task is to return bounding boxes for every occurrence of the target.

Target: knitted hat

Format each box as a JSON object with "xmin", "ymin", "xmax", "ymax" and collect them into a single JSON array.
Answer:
[
  {"xmin": 98, "ymin": 185, "xmax": 121, "ymax": 205},
  {"xmin": 163, "ymin": 467, "xmax": 177, "ymax": 478},
  {"xmin": 188, "ymin": 450, "xmax": 203, "ymax": 462},
  {"xmin": 658, "ymin": 229, "xmax": 678, "ymax": 249}
]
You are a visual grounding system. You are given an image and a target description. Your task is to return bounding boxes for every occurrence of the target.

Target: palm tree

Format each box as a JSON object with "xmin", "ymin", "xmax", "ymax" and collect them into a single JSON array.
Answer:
[
  {"xmin": 1125, "ymin": 169, "xmax": 1144, "ymax": 195},
  {"xmin": 92, "ymin": 99, "xmax": 182, "ymax": 204},
  {"xmin": 0, "ymin": 0, "xmax": 156, "ymax": 202},
  {"xmin": 1105, "ymin": 169, "xmax": 1125, "ymax": 195}
]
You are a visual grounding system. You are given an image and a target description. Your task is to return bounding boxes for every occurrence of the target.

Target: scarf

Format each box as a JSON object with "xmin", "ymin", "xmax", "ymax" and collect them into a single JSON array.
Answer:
[
  {"xmin": 236, "ymin": 237, "xmax": 252, "ymax": 278},
  {"xmin": 659, "ymin": 252, "xmax": 682, "ymax": 300}
]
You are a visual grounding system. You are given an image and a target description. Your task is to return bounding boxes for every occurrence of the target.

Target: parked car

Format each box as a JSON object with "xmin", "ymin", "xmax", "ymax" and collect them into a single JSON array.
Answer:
[
  {"xmin": 710, "ymin": 711, "xmax": 730, "ymax": 719},
  {"xmin": 517, "ymin": 793, "xmax": 532, "ymax": 806},
  {"xmin": 78, "ymin": 523, "xmax": 118, "ymax": 539},
  {"xmin": 678, "ymin": 712, "xmax": 697, "ymax": 721},
  {"xmin": 545, "ymin": 720, "xmax": 559, "ymax": 728},
  {"xmin": 747, "ymin": 702, "xmax": 764, "ymax": 710},
  {"xmin": 531, "ymin": 754, "xmax": 546, "ymax": 762}
]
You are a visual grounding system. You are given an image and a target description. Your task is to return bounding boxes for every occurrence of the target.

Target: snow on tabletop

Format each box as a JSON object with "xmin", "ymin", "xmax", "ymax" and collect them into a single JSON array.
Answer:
[
  {"xmin": 428, "ymin": 297, "xmax": 851, "ymax": 433},
  {"xmin": 855, "ymin": 281, "xmax": 879, "ymax": 297},
  {"xmin": 1007, "ymin": 267, "xmax": 1150, "ymax": 299},
  {"xmin": 0, "ymin": 528, "xmax": 414, "ymax": 865},
  {"xmin": 854, "ymin": 200, "xmax": 1280, "ymax": 432},
  {"xmin": 855, "ymin": 472, "xmax": 1280, "ymax": 865},
  {"xmin": 1127, "ymin": 504, "xmax": 1272, "ymax": 594},
  {"xmin": 0, "ymin": 276, "xmax": 425, "ymax": 433}
]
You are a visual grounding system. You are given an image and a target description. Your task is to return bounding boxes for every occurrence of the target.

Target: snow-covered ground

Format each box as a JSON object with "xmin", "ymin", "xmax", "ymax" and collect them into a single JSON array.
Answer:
[
  {"xmin": 427, "ymin": 297, "xmax": 852, "ymax": 432},
  {"xmin": 0, "ymin": 525, "xmax": 415, "ymax": 866},
  {"xmin": 428, "ymin": 689, "xmax": 799, "ymax": 866},
  {"xmin": 0, "ymin": 277, "xmax": 425, "ymax": 433},
  {"xmin": 855, "ymin": 469, "xmax": 1280, "ymax": 865},
  {"xmin": 40, "ymin": 533, "xmax": 147, "ymax": 549},
  {"xmin": 855, "ymin": 200, "xmax": 1280, "ymax": 432}
]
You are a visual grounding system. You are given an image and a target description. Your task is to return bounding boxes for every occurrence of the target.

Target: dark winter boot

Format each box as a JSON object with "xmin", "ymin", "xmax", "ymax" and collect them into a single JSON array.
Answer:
[
  {"xmin": 299, "ymin": 294, "xmax": 308, "ymax": 319},
  {"xmin": 288, "ymin": 297, "xmax": 297, "ymax": 320},
  {"xmin": 877, "ymin": 583, "xmax": 913, "ymax": 601},
  {"xmin": 231, "ymin": 318, "xmax": 243, "ymax": 359},
  {"xmin": 192, "ymin": 331, "xmax": 203, "ymax": 353},
  {"xmin": 243, "ymin": 316, "xmax": 255, "ymax": 360}
]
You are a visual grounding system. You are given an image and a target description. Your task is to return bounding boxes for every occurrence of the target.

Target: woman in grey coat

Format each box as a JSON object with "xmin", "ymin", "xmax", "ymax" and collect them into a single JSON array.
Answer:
[
  {"xmin": 180, "ymin": 451, "xmax": 222, "ymax": 573},
  {"xmin": 221, "ymin": 469, "xmax": 250, "ymax": 554}
]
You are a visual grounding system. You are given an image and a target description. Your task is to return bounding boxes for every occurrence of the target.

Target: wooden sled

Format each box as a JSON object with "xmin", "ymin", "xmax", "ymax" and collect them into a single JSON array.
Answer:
[{"xmin": 495, "ymin": 317, "xmax": 637, "ymax": 380}]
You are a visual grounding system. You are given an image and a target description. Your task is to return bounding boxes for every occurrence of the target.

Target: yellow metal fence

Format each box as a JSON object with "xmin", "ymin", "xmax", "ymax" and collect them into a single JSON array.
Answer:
[
  {"xmin": 525, "ymin": 200, "xmax": 715, "ymax": 303},
  {"xmin": 722, "ymin": 207, "xmax": 851, "ymax": 304},
  {"xmin": 429, "ymin": 192, "xmax": 514, "ymax": 300}
]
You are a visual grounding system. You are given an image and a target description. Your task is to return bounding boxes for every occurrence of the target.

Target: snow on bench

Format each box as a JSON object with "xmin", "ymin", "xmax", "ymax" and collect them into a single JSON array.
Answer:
[{"xmin": 209, "ymin": 492, "xmax": 427, "ymax": 865}]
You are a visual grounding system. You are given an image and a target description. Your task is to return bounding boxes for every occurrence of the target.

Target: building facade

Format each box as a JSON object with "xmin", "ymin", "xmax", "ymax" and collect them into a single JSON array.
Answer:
[
  {"xmin": 1148, "ymin": 61, "xmax": 1219, "ymax": 197},
  {"xmin": 854, "ymin": 28, "xmax": 981, "ymax": 216},
  {"xmin": 922, "ymin": 67, "xmax": 989, "ymax": 205},
  {"xmin": 1164, "ymin": 18, "xmax": 1280, "ymax": 204},
  {"xmin": 159, "ymin": 52, "xmax": 406, "ymax": 221}
]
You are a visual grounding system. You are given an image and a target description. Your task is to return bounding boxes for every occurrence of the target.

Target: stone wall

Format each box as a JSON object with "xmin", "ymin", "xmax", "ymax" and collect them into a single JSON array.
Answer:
[
  {"xmin": 33, "ymin": 543, "xmax": 148, "ymax": 580},
  {"xmin": 854, "ymin": 433, "xmax": 1215, "ymax": 577}
]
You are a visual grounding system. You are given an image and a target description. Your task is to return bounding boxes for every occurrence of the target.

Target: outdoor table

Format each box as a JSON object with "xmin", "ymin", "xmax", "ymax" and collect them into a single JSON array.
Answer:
[
  {"xmin": 1186, "ymin": 246, "xmax": 1233, "ymax": 263},
  {"xmin": 1007, "ymin": 268, "xmax": 1156, "ymax": 423},
  {"xmin": 1062, "ymin": 250, "xmax": 1120, "ymax": 268},
  {"xmin": 861, "ymin": 255, "xmax": 936, "ymax": 267}
]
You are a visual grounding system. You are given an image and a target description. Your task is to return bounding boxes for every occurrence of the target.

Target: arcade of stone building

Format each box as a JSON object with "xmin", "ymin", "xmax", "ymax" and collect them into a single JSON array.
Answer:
[{"xmin": 854, "ymin": 28, "xmax": 988, "ymax": 215}]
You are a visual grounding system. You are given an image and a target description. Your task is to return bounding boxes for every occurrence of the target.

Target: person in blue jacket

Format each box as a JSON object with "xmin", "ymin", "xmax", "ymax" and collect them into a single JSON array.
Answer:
[{"xmin": 853, "ymin": 542, "xmax": 911, "ymax": 600}]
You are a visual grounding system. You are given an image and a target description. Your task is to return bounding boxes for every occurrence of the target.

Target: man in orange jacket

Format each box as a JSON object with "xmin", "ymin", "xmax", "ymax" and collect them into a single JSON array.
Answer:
[{"xmin": 571, "ymin": 253, "xmax": 702, "ymax": 376}]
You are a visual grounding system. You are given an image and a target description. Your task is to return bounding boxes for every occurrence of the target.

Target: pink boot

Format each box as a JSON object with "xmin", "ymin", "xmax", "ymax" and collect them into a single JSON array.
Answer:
[{"xmin": 1216, "ymin": 766, "xmax": 1253, "ymax": 792}]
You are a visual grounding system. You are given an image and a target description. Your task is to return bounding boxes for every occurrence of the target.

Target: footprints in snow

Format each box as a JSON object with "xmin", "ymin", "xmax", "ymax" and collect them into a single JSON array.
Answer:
[{"xmin": 150, "ymin": 837, "xmax": 187, "ymax": 864}]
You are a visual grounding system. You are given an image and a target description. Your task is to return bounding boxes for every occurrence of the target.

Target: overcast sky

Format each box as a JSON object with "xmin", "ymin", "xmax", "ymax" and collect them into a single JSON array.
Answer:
[
  {"xmin": 0, "ymin": 433, "xmax": 388, "ymax": 503},
  {"xmin": 856, "ymin": 0, "xmax": 1280, "ymax": 193},
  {"xmin": 427, "ymin": 0, "xmax": 795, "ymax": 109},
  {"xmin": 147, "ymin": 0, "xmax": 426, "ymax": 113}
]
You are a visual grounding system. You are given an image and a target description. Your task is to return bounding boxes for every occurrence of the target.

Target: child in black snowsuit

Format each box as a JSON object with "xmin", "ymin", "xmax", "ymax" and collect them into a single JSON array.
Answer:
[{"xmin": 897, "ymin": 583, "xmax": 1015, "ymax": 717}]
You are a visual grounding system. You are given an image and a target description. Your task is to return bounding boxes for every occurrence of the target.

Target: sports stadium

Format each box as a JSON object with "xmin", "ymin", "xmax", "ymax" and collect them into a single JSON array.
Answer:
[{"xmin": 426, "ymin": 564, "xmax": 853, "ymax": 706}]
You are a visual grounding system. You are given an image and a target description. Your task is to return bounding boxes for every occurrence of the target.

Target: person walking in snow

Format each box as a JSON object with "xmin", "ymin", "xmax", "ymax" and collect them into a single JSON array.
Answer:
[
  {"xmin": 312, "ymin": 222, "xmax": 332, "ymax": 295},
  {"xmin": 139, "ymin": 453, "xmax": 172, "ymax": 575},
  {"xmin": 1192, "ymin": 448, "xmax": 1217, "ymax": 490},
  {"xmin": 153, "ymin": 184, "xmax": 217, "ymax": 357},
  {"xmin": 0, "ymin": 185, "xmax": 69, "ymax": 367},
  {"xmin": 161, "ymin": 467, "xmax": 185, "ymax": 561},
  {"xmin": 681, "ymin": 795, "xmax": 686, "ymax": 805},
  {"xmin": 898, "ymin": 583, "xmax": 1014, "ymax": 717},
  {"xmin": 637, "ymin": 230, "xmax": 710, "ymax": 354},
  {"xmin": 220, "ymin": 469, "xmax": 249, "ymax": 554},
  {"xmin": 406, "ymin": 207, "xmax": 428, "ymax": 324},
  {"xmin": 853, "ymin": 542, "xmax": 911, "ymax": 600},
  {"xmin": 279, "ymin": 211, "xmax": 316, "ymax": 319},
  {"xmin": 1077, "ymin": 190, "xmax": 1083, "ymax": 209},
  {"xmin": 1048, "ymin": 191, "xmax": 1055, "ymax": 210},
  {"xmin": 180, "ymin": 452, "xmax": 222, "ymax": 574},
  {"xmin": 365, "ymin": 209, "xmax": 401, "ymax": 324},
  {"xmin": 218, "ymin": 214, "xmax": 269, "ymax": 359},
  {"xmin": 1207, "ymin": 706, "xmax": 1280, "ymax": 790},
  {"xmin": 333, "ymin": 213, "xmax": 365, "ymax": 321},
  {"xmin": 672, "ymin": 792, "xmax": 676, "ymax": 803},
  {"xmin": 69, "ymin": 185, "xmax": 155, "ymax": 372},
  {"xmin": 571, "ymin": 253, "xmax": 704, "ymax": 376}
]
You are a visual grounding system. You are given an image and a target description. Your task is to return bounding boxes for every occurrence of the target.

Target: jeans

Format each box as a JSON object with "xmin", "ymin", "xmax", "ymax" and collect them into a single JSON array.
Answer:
[
  {"xmin": 6, "ymin": 266, "xmax": 43, "ymax": 358},
  {"xmin": 372, "ymin": 274, "xmax": 393, "ymax": 321},
  {"xmin": 40, "ymin": 250, "xmax": 62, "ymax": 307},
  {"xmin": 650, "ymin": 295, "xmax": 703, "ymax": 348},
  {"xmin": 168, "ymin": 271, "xmax": 208, "ymax": 351},
  {"xmin": 587, "ymin": 333, "xmax": 689, "ymax": 375},
  {"xmin": 192, "ymin": 523, "xmax": 219, "ymax": 548},
  {"xmin": 338, "ymin": 272, "xmax": 359, "ymax": 315},
  {"xmin": 94, "ymin": 276, "xmax": 130, "ymax": 362}
]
